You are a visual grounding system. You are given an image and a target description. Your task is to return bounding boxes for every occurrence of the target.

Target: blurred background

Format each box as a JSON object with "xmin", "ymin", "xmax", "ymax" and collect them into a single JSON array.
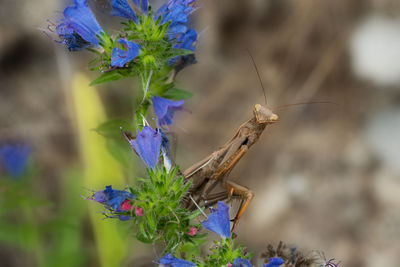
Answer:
[{"xmin": 1, "ymin": 0, "xmax": 400, "ymax": 266}]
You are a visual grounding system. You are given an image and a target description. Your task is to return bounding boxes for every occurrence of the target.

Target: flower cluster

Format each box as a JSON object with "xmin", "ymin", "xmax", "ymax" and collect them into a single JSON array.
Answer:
[
  {"xmin": 158, "ymin": 202, "xmax": 285, "ymax": 267},
  {"xmin": 55, "ymin": 0, "xmax": 197, "ymax": 75},
  {"xmin": 54, "ymin": 0, "xmax": 195, "ymax": 138}
]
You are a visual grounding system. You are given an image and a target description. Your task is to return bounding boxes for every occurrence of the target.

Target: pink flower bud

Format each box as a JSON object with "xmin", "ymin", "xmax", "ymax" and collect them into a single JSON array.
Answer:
[
  {"xmin": 134, "ymin": 206, "xmax": 143, "ymax": 216},
  {"xmin": 226, "ymin": 263, "xmax": 232, "ymax": 267},
  {"xmin": 120, "ymin": 199, "xmax": 132, "ymax": 211},
  {"xmin": 187, "ymin": 226, "xmax": 197, "ymax": 236}
]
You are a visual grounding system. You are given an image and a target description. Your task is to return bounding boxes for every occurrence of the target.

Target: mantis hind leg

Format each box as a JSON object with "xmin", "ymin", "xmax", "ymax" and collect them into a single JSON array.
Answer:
[
  {"xmin": 224, "ymin": 180, "xmax": 254, "ymax": 233},
  {"xmin": 200, "ymin": 180, "xmax": 254, "ymax": 233}
]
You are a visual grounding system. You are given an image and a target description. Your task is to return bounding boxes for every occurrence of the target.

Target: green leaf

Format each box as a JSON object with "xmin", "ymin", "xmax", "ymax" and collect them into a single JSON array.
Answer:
[
  {"xmin": 90, "ymin": 70, "xmax": 128, "ymax": 86},
  {"xmin": 163, "ymin": 88, "xmax": 193, "ymax": 100},
  {"xmin": 170, "ymin": 48, "xmax": 194, "ymax": 57},
  {"xmin": 135, "ymin": 233, "xmax": 153, "ymax": 244},
  {"xmin": 105, "ymin": 140, "xmax": 133, "ymax": 169},
  {"xmin": 187, "ymin": 209, "xmax": 203, "ymax": 220},
  {"xmin": 94, "ymin": 119, "xmax": 133, "ymax": 139}
]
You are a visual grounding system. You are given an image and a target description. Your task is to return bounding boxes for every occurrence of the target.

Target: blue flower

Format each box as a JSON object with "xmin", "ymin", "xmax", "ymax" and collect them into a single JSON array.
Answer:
[
  {"xmin": 201, "ymin": 201, "xmax": 230, "ymax": 238},
  {"xmin": 92, "ymin": 185, "xmax": 136, "ymax": 212},
  {"xmin": 0, "ymin": 144, "xmax": 31, "ymax": 179},
  {"xmin": 261, "ymin": 257, "xmax": 284, "ymax": 267},
  {"xmin": 159, "ymin": 253, "xmax": 196, "ymax": 267},
  {"xmin": 174, "ymin": 29, "xmax": 197, "ymax": 51},
  {"xmin": 232, "ymin": 258, "xmax": 252, "ymax": 267},
  {"xmin": 110, "ymin": 0, "xmax": 148, "ymax": 22},
  {"xmin": 167, "ymin": 0, "xmax": 195, "ymax": 15},
  {"xmin": 126, "ymin": 126, "xmax": 162, "ymax": 168},
  {"xmin": 170, "ymin": 29, "xmax": 197, "ymax": 64},
  {"xmin": 111, "ymin": 39, "xmax": 141, "ymax": 67},
  {"xmin": 151, "ymin": 96, "xmax": 184, "ymax": 127},
  {"xmin": 56, "ymin": 0, "xmax": 103, "ymax": 50},
  {"xmin": 156, "ymin": 4, "xmax": 189, "ymax": 37}
]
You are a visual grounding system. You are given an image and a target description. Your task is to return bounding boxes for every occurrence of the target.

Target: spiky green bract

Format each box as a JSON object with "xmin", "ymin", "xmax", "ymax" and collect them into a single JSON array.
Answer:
[
  {"xmin": 203, "ymin": 238, "xmax": 252, "ymax": 267},
  {"xmin": 130, "ymin": 166, "xmax": 205, "ymax": 253}
]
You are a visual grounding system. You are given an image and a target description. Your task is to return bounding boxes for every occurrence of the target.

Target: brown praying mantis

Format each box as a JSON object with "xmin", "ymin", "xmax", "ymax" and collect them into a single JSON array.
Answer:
[
  {"xmin": 181, "ymin": 103, "xmax": 278, "ymax": 232},
  {"xmin": 181, "ymin": 54, "xmax": 279, "ymax": 232}
]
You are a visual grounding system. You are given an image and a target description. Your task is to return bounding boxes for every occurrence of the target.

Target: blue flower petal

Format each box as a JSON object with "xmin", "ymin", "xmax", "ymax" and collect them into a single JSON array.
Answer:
[
  {"xmin": 129, "ymin": 126, "xmax": 162, "ymax": 168},
  {"xmin": 201, "ymin": 201, "xmax": 230, "ymax": 238},
  {"xmin": 159, "ymin": 253, "xmax": 196, "ymax": 267},
  {"xmin": 261, "ymin": 257, "xmax": 284, "ymax": 267},
  {"xmin": 174, "ymin": 29, "xmax": 197, "ymax": 51},
  {"xmin": 118, "ymin": 215, "xmax": 131, "ymax": 221},
  {"xmin": 132, "ymin": 0, "xmax": 148, "ymax": 13},
  {"xmin": 232, "ymin": 258, "xmax": 252, "ymax": 267},
  {"xmin": 156, "ymin": 4, "xmax": 189, "ymax": 37},
  {"xmin": 110, "ymin": 0, "xmax": 138, "ymax": 22},
  {"xmin": 0, "ymin": 144, "xmax": 31, "ymax": 179},
  {"xmin": 93, "ymin": 185, "xmax": 136, "ymax": 211},
  {"xmin": 167, "ymin": 0, "xmax": 195, "ymax": 14},
  {"xmin": 170, "ymin": 29, "xmax": 197, "ymax": 64},
  {"xmin": 151, "ymin": 96, "xmax": 184, "ymax": 127},
  {"xmin": 93, "ymin": 191, "xmax": 107, "ymax": 203},
  {"xmin": 59, "ymin": 32, "xmax": 92, "ymax": 51},
  {"xmin": 57, "ymin": 0, "xmax": 103, "ymax": 46},
  {"xmin": 111, "ymin": 39, "xmax": 141, "ymax": 67}
]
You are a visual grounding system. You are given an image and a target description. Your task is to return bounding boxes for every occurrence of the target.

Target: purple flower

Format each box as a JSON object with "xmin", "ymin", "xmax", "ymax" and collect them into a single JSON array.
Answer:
[
  {"xmin": 201, "ymin": 201, "xmax": 230, "ymax": 238},
  {"xmin": 110, "ymin": 0, "xmax": 148, "ymax": 22},
  {"xmin": 126, "ymin": 126, "xmax": 162, "ymax": 168},
  {"xmin": 151, "ymin": 96, "xmax": 184, "ymax": 127},
  {"xmin": 111, "ymin": 39, "xmax": 141, "ymax": 67},
  {"xmin": 261, "ymin": 257, "xmax": 284, "ymax": 267},
  {"xmin": 0, "ymin": 144, "xmax": 31, "ymax": 179},
  {"xmin": 56, "ymin": 0, "xmax": 103, "ymax": 50},
  {"xmin": 92, "ymin": 185, "xmax": 136, "ymax": 212},
  {"xmin": 159, "ymin": 253, "xmax": 195, "ymax": 267},
  {"xmin": 232, "ymin": 258, "xmax": 252, "ymax": 267}
]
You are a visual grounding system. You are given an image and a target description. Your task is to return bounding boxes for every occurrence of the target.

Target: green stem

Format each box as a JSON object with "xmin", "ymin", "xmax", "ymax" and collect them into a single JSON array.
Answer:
[
  {"xmin": 134, "ymin": 69, "xmax": 153, "ymax": 129},
  {"xmin": 23, "ymin": 198, "xmax": 45, "ymax": 267}
]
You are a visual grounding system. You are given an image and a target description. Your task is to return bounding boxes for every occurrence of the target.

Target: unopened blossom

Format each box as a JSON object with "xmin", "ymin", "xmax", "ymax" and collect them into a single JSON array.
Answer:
[
  {"xmin": 0, "ymin": 144, "xmax": 31, "ymax": 178},
  {"xmin": 120, "ymin": 199, "xmax": 132, "ymax": 211},
  {"xmin": 187, "ymin": 226, "xmax": 197, "ymax": 236},
  {"xmin": 134, "ymin": 206, "xmax": 143, "ymax": 216},
  {"xmin": 56, "ymin": 0, "xmax": 103, "ymax": 51}
]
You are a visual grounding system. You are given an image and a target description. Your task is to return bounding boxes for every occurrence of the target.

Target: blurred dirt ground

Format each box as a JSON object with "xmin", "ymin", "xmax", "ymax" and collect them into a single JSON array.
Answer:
[{"xmin": 1, "ymin": 0, "xmax": 400, "ymax": 266}]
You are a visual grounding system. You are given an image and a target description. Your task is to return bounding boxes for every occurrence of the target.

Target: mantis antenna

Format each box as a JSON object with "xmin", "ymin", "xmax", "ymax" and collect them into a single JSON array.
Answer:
[
  {"xmin": 274, "ymin": 101, "xmax": 338, "ymax": 110},
  {"xmin": 246, "ymin": 49, "xmax": 268, "ymax": 106}
]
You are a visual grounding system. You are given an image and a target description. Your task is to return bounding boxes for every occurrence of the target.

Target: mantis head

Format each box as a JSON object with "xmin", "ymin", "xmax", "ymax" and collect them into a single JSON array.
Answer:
[{"xmin": 253, "ymin": 104, "xmax": 278, "ymax": 124}]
